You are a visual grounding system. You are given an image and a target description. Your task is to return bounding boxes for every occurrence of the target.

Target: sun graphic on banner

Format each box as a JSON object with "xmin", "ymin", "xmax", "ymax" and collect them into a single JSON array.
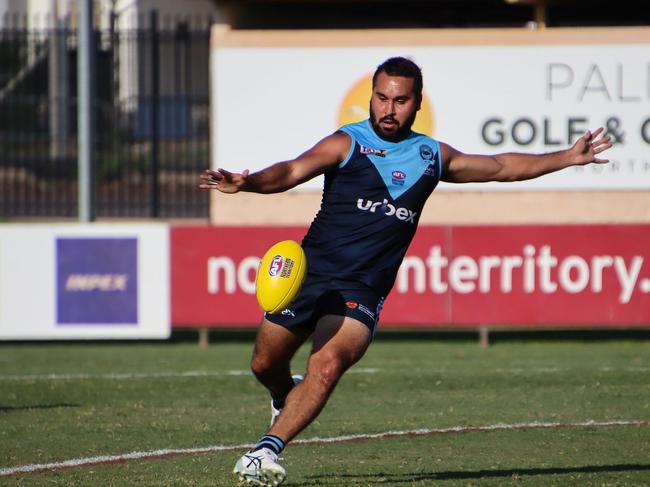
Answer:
[{"xmin": 337, "ymin": 74, "xmax": 435, "ymax": 136}]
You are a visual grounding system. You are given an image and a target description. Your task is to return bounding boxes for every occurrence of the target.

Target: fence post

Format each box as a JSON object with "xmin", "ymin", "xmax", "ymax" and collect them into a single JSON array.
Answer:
[
  {"xmin": 479, "ymin": 326, "xmax": 490, "ymax": 348},
  {"xmin": 78, "ymin": 0, "xmax": 96, "ymax": 222},
  {"xmin": 49, "ymin": 9, "xmax": 69, "ymax": 162},
  {"xmin": 150, "ymin": 10, "xmax": 160, "ymax": 218}
]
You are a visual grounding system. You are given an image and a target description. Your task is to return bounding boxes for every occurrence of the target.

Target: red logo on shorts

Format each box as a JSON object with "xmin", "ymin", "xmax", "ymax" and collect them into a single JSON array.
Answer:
[{"xmin": 345, "ymin": 301, "xmax": 358, "ymax": 309}]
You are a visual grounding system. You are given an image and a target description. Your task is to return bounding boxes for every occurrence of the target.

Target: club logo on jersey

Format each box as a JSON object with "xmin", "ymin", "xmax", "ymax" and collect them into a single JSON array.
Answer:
[
  {"xmin": 360, "ymin": 145, "xmax": 388, "ymax": 157},
  {"xmin": 356, "ymin": 198, "xmax": 417, "ymax": 223},
  {"xmin": 391, "ymin": 170, "xmax": 406, "ymax": 186},
  {"xmin": 268, "ymin": 255, "xmax": 284, "ymax": 277},
  {"xmin": 420, "ymin": 144, "xmax": 435, "ymax": 161},
  {"xmin": 345, "ymin": 301, "xmax": 358, "ymax": 309}
]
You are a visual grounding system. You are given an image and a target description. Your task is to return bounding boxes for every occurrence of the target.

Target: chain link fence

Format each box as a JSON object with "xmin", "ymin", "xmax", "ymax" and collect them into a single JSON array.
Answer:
[{"xmin": 0, "ymin": 12, "xmax": 211, "ymax": 219}]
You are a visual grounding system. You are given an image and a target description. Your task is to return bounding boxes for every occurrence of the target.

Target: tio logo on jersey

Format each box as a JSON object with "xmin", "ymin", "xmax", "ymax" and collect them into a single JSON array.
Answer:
[{"xmin": 357, "ymin": 198, "xmax": 417, "ymax": 223}]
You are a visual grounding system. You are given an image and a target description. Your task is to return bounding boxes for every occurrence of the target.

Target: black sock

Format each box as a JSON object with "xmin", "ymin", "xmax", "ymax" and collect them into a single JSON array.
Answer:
[
  {"xmin": 253, "ymin": 434, "xmax": 286, "ymax": 455},
  {"xmin": 271, "ymin": 378, "xmax": 300, "ymax": 410},
  {"xmin": 271, "ymin": 396, "xmax": 286, "ymax": 410}
]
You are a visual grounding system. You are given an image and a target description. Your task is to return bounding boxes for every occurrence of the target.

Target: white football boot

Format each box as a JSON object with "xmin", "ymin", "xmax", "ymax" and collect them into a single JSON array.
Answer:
[
  {"xmin": 233, "ymin": 447, "xmax": 286, "ymax": 486},
  {"xmin": 270, "ymin": 374, "xmax": 303, "ymax": 426}
]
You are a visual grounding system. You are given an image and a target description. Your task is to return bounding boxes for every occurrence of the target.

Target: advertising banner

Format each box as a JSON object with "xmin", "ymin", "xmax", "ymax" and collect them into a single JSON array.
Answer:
[
  {"xmin": 0, "ymin": 224, "xmax": 170, "ymax": 340},
  {"xmin": 171, "ymin": 225, "xmax": 650, "ymax": 328},
  {"xmin": 211, "ymin": 28, "xmax": 650, "ymax": 192},
  {"xmin": 393, "ymin": 225, "xmax": 650, "ymax": 326},
  {"xmin": 56, "ymin": 238, "xmax": 139, "ymax": 324}
]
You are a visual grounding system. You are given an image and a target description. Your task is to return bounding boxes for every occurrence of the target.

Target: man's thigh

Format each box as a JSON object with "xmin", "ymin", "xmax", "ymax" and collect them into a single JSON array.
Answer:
[{"xmin": 310, "ymin": 315, "xmax": 372, "ymax": 368}]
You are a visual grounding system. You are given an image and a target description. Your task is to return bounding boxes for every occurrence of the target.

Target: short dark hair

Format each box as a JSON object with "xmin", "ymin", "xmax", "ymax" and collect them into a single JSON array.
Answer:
[{"xmin": 372, "ymin": 57, "xmax": 423, "ymax": 99}]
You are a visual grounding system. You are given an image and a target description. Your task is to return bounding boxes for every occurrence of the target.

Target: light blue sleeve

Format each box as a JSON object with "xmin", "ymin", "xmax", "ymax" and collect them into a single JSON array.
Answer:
[
  {"xmin": 337, "ymin": 127, "xmax": 357, "ymax": 169},
  {"xmin": 433, "ymin": 139, "xmax": 442, "ymax": 180}
]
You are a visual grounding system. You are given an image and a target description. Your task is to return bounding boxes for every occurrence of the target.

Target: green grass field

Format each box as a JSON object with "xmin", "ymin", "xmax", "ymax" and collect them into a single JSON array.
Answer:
[{"xmin": 1, "ymin": 333, "xmax": 649, "ymax": 486}]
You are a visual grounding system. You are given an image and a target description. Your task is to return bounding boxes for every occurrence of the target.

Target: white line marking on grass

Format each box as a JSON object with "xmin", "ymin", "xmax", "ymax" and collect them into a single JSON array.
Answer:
[
  {"xmin": 0, "ymin": 371, "xmax": 245, "ymax": 381},
  {"xmin": 348, "ymin": 367, "xmax": 380, "ymax": 374},
  {"xmin": 1, "ymin": 419, "xmax": 647, "ymax": 477},
  {"xmin": 5, "ymin": 365, "xmax": 649, "ymax": 381},
  {"xmin": 0, "ymin": 443, "xmax": 255, "ymax": 477},
  {"xmin": 0, "ymin": 371, "xmax": 241, "ymax": 381},
  {"xmin": 292, "ymin": 419, "xmax": 649, "ymax": 445},
  {"xmin": 627, "ymin": 367, "xmax": 650, "ymax": 372},
  {"xmin": 493, "ymin": 367, "xmax": 561, "ymax": 374},
  {"xmin": 0, "ymin": 368, "xmax": 380, "ymax": 382}
]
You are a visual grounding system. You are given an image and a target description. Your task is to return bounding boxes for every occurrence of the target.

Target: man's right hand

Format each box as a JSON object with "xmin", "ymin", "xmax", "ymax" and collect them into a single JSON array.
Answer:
[{"xmin": 199, "ymin": 168, "xmax": 250, "ymax": 193}]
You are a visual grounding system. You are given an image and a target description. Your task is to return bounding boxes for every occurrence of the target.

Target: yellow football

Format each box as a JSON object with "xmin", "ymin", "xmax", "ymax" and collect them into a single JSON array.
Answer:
[{"xmin": 256, "ymin": 240, "xmax": 307, "ymax": 314}]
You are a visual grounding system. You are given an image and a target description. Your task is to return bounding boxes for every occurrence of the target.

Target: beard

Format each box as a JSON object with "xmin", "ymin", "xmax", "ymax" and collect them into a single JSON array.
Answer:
[{"xmin": 369, "ymin": 104, "xmax": 417, "ymax": 142}]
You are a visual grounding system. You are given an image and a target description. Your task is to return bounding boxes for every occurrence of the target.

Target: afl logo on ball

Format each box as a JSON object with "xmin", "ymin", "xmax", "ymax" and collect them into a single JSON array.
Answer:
[{"xmin": 268, "ymin": 255, "xmax": 284, "ymax": 277}]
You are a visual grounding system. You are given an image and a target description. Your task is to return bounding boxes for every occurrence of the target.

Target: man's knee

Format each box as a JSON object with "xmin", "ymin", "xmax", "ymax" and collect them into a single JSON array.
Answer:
[
  {"xmin": 307, "ymin": 350, "xmax": 346, "ymax": 391},
  {"xmin": 250, "ymin": 352, "xmax": 275, "ymax": 379}
]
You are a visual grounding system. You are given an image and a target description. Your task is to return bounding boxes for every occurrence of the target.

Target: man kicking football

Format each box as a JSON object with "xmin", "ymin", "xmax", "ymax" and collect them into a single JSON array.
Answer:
[{"xmin": 200, "ymin": 56, "xmax": 612, "ymax": 486}]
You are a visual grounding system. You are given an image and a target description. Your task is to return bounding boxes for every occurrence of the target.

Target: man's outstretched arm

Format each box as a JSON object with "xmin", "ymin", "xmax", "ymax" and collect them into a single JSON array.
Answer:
[
  {"xmin": 199, "ymin": 132, "xmax": 351, "ymax": 194},
  {"xmin": 441, "ymin": 128, "xmax": 613, "ymax": 184}
]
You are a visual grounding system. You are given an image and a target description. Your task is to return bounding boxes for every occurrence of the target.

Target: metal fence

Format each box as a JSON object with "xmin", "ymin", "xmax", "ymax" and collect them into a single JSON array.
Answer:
[{"xmin": 0, "ymin": 12, "xmax": 211, "ymax": 219}]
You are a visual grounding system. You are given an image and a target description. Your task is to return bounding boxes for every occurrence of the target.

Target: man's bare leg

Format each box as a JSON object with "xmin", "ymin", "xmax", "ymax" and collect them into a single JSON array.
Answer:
[
  {"xmin": 267, "ymin": 314, "xmax": 372, "ymax": 442},
  {"xmin": 233, "ymin": 315, "xmax": 371, "ymax": 485},
  {"xmin": 250, "ymin": 318, "xmax": 312, "ymax": 400}
]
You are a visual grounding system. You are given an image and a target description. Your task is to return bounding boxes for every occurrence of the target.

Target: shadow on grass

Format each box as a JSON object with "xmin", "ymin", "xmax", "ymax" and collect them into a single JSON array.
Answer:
[
  {"xmin": 0, "ymin": 403, "xmax": 79, "ymax": 413},
  {"xmin": 292, "ymin": 463, "xmax": 650, "ymax": 485}
]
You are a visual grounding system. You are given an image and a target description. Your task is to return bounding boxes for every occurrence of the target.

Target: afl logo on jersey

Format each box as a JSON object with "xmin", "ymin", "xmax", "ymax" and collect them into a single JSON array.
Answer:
[
  {"xmin": 391, "ymin": 170, "xmax": 406, "ymax": 186},
  {"xmin": 268, "ymin": 255, "xmax": 284, "ymax": 277},
  {"xmin": 419, "ymin": 144, "xmax": 434, "ymax": 161}
]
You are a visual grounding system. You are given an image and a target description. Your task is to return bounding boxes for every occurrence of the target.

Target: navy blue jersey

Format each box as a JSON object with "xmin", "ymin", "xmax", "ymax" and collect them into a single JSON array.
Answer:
[{"xmin": 301, "ymin": 119, "xmax": 441, "ymax": 296}]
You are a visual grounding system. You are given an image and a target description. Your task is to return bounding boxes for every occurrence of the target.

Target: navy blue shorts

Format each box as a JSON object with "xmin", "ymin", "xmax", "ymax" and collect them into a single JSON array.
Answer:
[{"xmin": 265, "ymin": 274, "xmax": 385, "ymax": 335}]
